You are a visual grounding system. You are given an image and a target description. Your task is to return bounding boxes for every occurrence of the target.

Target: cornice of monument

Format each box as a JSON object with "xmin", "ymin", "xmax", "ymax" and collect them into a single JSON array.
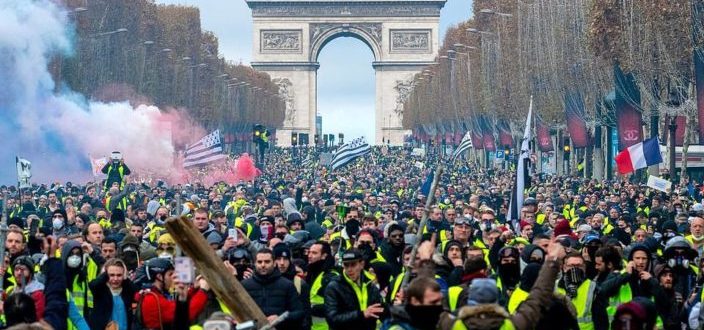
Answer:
[{"xmin": 246, "ymin": 0, "xmax": 447, "ymax": 18}]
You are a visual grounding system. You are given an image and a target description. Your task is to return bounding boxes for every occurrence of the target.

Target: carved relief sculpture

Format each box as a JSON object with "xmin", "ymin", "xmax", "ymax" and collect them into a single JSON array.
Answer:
[
  {"xmin": 390, "ymin": 30, "xmax": 431, "ymax": 52},
  {"xmin": 394, "ymin": 79, "xmax": 414, "ymax": 119},
  {"xmin": 273, "ymin": 78, "xmax": 296, "ymax": 126},
  {"xmin": 261, "ymin": 30, "xmax": 302, "ymax": 52}
]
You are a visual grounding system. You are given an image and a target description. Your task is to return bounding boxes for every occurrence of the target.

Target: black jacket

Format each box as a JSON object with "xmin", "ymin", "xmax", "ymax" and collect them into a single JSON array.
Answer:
[
  {"xmin": 282, "ymin": 264, "xmax": 312, "ymax": 330},
  {"xmin": 242, "ymin": 269, "xmax": 304, "ymax": 330},
  {"xmin": 324, "ymin": 273, "xmax": 384, "ymax": 330},
  {"xmin": 40, "ymin": 258, "xmax": 68, "ymax": 330},
  {"xmin": 88, "ymin": 272, "xmax": 138, "ymax": 330}
]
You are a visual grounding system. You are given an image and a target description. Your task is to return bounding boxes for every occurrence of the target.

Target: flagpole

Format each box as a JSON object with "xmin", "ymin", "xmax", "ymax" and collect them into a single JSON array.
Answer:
[{"xmin": 401, "ymin": 163, "xmax": 443, "ymax": 289}]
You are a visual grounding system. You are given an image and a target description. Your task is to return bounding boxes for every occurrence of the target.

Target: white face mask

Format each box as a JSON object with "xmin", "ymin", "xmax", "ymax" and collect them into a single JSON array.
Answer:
[
  {"xmin": 52, "ymin": 219, "xmax": 63, "ymax": 230},
  {"xmin": 67, "ymin": 255, "xmax": 82, "ymax": 269},
  {"xmin": 158, "ymin": 253, "xmax": 173, "ymax": 261}
]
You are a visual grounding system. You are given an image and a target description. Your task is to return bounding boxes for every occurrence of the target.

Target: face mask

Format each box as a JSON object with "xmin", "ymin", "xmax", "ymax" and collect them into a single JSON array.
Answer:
[
  {"xmin": 498, "ymin": 263, "xmax": 520, "ymax": 287},
  {"xmin": 52, "ymin": 219, "xmax": 63, "ymax": 230},
  {"xmin": 122, "ymin": 251, "xmax": 139, "ymax": 271},
  {"xmin": 158, "ymin": 252, "xmax": 173, "ymax": 261},
  {"xmin": 564, "ymin": 267, "xmax": 585, "ymax": 298},
  {"xmin": 667, "ymin": 256, "xmax": 690, "ymax": 269},
  {"xmin": 67, "ymin": 255, "xmax": 82, "ymax": 269},
  {"xmin": 275, "ymin": 233, "xmax": 287, "ymax": 240},
  {"xmin": 406, "ymin": 304, "xmax": 443, "ymax": 330},
  {"xmin": 159, "ymin": 215, "xmax": 167, "ymax": 223}
]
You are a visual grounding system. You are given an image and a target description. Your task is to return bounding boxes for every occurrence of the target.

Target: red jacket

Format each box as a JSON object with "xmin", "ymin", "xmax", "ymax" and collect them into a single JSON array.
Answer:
[{"xmin": 136, "ymin": 287, "xmax": 207, "ymax": 329}]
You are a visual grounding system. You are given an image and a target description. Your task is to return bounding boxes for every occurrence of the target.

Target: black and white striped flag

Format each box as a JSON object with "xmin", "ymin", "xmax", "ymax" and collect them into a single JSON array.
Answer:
[
  {"xmin": 330, "ymin": 137, "xmax": 371, "ymax": 170},
  {"xmin": 451, "ymin": 132, "xmax": 473, "ymax": 161},
  {"xmin": 183, "ymin": 130, "xmax": 226, "ymax": 168},
  {"xmin": 508, "ymin": 97, "xmax": 533, "ymax": 232}
]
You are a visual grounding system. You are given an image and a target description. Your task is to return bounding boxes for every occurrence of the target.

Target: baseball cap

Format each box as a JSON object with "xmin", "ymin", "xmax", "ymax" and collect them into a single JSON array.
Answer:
[{"xmin": 341, "ymin": 248, "xmax": 363, "ymax": 263}]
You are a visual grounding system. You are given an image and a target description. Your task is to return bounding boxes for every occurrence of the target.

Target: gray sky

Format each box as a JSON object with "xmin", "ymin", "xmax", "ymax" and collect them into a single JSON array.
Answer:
[{"xmin": 156, "ymin": 0, "xmax": 474, "ymax": 141}]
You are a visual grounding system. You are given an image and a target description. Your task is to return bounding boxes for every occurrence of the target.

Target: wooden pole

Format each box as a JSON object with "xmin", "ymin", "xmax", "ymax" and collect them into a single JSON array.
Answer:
[
  {"xmin": 401, "ymin": 164, "xmax": 443, "ymax": 288},
  {"xmin": 165, "ymin": 216, "xmax": 268, "ymax": 326}
]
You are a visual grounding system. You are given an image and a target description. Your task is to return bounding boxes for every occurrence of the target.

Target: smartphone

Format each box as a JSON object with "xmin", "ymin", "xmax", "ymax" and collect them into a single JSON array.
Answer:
[
  {"xmin": 174, "ymin": 257, "xmax": 194, "ymax": 284},
  {"xmin": 228, "ymin": 228, "xmax": 238, "ymax": 241}
]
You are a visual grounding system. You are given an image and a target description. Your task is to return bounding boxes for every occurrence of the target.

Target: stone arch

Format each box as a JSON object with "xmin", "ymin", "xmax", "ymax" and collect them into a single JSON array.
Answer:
[{"xmin": 309, "ymin": 24, "xmax": 382, "ymax": 62}]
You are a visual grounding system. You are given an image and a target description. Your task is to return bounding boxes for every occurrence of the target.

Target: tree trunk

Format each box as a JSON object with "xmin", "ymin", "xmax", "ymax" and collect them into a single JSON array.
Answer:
[{"xmin": 681, "ymin": 115, "xmax": 693, "ymax": 184}]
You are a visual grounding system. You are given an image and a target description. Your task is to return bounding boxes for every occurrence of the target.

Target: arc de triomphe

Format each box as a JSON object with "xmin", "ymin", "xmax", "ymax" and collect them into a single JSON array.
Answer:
[{"xmin": 247, "ymin": 0, "xmax": 446, "ymax": 146}]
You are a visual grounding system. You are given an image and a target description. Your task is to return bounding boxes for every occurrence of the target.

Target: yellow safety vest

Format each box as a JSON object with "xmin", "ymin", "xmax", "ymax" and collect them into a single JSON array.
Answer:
[
  {"xmin": 104, "ymin": 165, "xmax": 126, "ymax": 190},
  {"xmin": 310, "ymin": 270, "xmax": 337, "ymax": 330},
  {"xmin": 557, "ymin": 280, "xmax": 597, "ymax": 330},
  {"xmin": 607, "ymin": 281, "xmax": 663, "ymax": 328},
  {"xmin": 448, "ymin": 285, "xmax": 464, "ymax": 312},
  {"xmin": 342, "ymin": 273, "xmax": 368, "ymax": 311},
  {"xmin": 507, "ymin": 287, "xmax": 530, "ymax": 313},
  {"xmin": 105, "ymin": 195, "xmax": 128, "ymax": 211}
]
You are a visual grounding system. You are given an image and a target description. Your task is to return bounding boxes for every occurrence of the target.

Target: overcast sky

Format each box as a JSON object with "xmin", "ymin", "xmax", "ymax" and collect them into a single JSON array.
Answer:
[{"xmin": 156, "ymin": 0, "xmax": 473, "ymax": 142}]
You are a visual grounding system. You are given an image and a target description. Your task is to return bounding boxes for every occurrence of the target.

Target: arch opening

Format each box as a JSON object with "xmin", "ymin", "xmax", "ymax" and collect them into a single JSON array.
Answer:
[{"xmin": 317, "ymin": 36, "xmax": 376, "ymax": 142}]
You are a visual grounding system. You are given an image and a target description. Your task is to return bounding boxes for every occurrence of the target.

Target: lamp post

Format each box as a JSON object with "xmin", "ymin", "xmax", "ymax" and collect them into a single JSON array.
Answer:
[
  {"xmin": 478, "ymin": 8, "xmax": 513, "ymax": 17},
  {"xmin": 669, "ymin": 116, "xmax": 677, "ymax": 180}
]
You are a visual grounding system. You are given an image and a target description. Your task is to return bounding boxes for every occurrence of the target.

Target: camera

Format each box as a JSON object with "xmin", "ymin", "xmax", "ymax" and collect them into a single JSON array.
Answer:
[{"xmin": 110, "ymin": 151, "xmax": 123, "ymax": 162}]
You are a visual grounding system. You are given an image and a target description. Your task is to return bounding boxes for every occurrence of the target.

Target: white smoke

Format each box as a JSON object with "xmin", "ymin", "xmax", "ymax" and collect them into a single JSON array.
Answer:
[{"xmin": 0, "ymin": 0, "xmax": 191, "ymax": 184}]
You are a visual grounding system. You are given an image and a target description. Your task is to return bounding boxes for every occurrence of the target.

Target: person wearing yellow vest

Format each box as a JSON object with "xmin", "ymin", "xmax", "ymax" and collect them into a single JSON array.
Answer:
[
  {"xmin": 324, "ymin": 248, "xmax": 384, "ymax": 330},
  {"xmin": 599, "ymin": 244, "xmax": 657, "ymax": 322},
  {"xmin": 440, "ymin": 241, "xmax": 566, "ymax": 330},
  {"xmin": 307, "ymin": 241, "xmax": 339, "ymax": 330},
  {"xmin": 446, "ymin": 251, "xmax": 490, "ymax": 312},
  {"xmin": 61, "ymin": 240, "xmax": 99, "ymax": 330},
  {"xmin": 556, "ymin": 253, "xmax": 609, "ymax": 330},
  {"xmin": 3, "ymin": 236, "xmax": 67, "ymax": 330},
  {"xmin": 101, "ymin": 153, "xmax": 130, "ymax": 192}
]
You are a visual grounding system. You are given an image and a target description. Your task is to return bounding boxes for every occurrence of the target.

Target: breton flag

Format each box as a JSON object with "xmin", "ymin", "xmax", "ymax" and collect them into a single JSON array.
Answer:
[
  {"xmin": 451, "ymin": 132, "xmax": 473, "ymax": 162},
  {"xmin": 183, "ymin": 130, "xmax": 226, "ymax": 168},
  {"xmin": 508, "ymin": 97, "xmax": 533, "ymax": 232},
  {"xmin": 16, "ymin": 156, "xmax": 31, "ymax": 189},
  {"xmin": 330, "ymin": 137, "xmax": 371, "ymax": 170},
  {"xmin": 614, "ymin": 137, "xmax": 663, "ymax": 174}
]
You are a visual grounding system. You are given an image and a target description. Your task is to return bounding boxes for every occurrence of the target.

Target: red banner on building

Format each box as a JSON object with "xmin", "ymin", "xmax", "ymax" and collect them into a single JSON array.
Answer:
[
  {"xmin": 498, "ymin": 121, "xmax": 513, "ymax": 147},
  {"xmin": 564, "ymin": 91, "xmax": 591, "ymax": 148},
  {"xmin": 614, "ymin": 64, "xmax": 643, "ymax": 149},
  {"xmin": 536, "ymin": 119, "xmax": 553, "ymax": 152}
]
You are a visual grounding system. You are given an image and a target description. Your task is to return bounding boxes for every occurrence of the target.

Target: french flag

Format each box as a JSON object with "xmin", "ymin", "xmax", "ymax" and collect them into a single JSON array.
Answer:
[{"xmin": 614, "ymin": 137, "xmax": 663, "ymax": 174}]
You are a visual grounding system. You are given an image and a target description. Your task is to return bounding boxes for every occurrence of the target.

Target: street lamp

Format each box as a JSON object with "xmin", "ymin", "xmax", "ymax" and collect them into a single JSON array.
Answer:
[
  {"xmin": 466, "ymin": 28, "xmax": 494, "ymax": 35},
  {"xmin": 91, "ymin": 28, "xmax": 128, "ymax": 38},
  {"xmin": 479, "ymin": 8, "xmax": 513, "ymax": 17}
]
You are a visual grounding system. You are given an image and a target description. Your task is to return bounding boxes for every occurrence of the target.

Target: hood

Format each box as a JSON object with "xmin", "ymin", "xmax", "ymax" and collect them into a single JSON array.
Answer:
[
  {"xmin": 388, "ymin": 305, "xmax": 412, "ymax": 323},
  {"xmin": 283, "ymin": 197, "xmax": 298, "ymax": 217},
  {"xmin": 23, "ymin": 279, "xmax": 45, "ymax": 294},
  {"xmin": 61, "ymin": 240, "xmax": 82, "ymax": 266},
  {"xmin": 456, "ymin": 304, "xmax": 508, "ymax": 330}
]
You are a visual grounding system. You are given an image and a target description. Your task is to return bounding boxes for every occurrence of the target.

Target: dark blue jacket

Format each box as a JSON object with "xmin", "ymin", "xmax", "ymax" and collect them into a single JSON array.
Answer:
[{"xmin": 43, "ymin": 258, "xmax": 69, "ymax": 330}]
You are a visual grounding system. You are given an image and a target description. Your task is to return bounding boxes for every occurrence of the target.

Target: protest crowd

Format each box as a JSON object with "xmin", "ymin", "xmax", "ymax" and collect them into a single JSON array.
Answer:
[{"xmin": 2, "ymin": 146, "xmax": 704, "ymax": 330}]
